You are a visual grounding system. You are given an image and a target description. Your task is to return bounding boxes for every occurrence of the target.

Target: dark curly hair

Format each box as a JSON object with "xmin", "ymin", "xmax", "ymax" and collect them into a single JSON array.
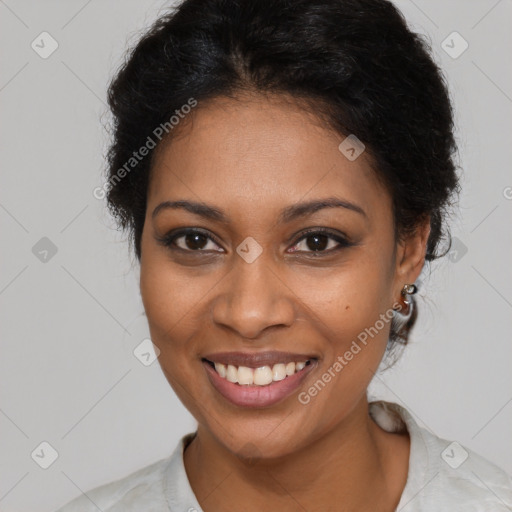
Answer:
[{"xmin": 103, "ymin": 0, "xmax": 460, "ymax": 351}]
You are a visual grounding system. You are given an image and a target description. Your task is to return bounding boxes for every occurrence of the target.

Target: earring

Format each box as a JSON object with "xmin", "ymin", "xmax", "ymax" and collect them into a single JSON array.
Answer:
[
  {"xmin": 393, "ymin": 283, "xmax": 418, "ymax": 319},
  {"xmin": 401, "ymin": 283, "xmax": 417, "ymax": 307},
  {"xmin": 390, "ymin": 283, "xmax": 418, "ymax": 345}
]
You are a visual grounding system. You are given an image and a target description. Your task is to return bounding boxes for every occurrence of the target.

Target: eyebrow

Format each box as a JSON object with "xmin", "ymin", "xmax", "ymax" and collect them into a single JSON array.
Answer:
[{"xmin": 152, "ymin": 197, "xmax": 367, "ymax": 223}]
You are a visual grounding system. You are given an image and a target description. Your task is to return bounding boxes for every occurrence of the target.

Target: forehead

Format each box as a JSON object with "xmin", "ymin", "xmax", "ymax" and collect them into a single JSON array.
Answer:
[{"xmin": 147, "ymin": 93, "xmax": 390, "ymax": 224}]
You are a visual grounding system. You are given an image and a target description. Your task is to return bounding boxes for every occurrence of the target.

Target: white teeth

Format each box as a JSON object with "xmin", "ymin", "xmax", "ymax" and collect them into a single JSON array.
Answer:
[
  {"xmin": 214, "ymin": 362, "xmax": 226, "ymax": 378},
  {"xmin": 211, "ymin": 360, "xmax": 310, "ymax": 385},
  {"xmin": 226, "ymin": 364, "xmax": 238, "ymax": 383},
  {"xmin": 272, "ymin": 363, "xmax": 286, "ymax": 381},
  {"xmin": 254, "ymin": 366, "xmax": 273, "ymax": 385},
  {"xmin": 237, "ymin": 366, "xmax": 254, "ymax": 385}
]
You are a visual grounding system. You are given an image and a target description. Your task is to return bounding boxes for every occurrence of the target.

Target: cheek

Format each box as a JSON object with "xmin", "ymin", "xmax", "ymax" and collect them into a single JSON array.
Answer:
[
  {"xmin": 292, "ymin": 273, "xmax": 394, "ymax": 438},
  {"xmin": 297, "ymin": 252, "xmax": 394, "ymax": 390},
  {"xmin": 139, "ymin": 220, "xmax": 213, "ymax": 334},
  {"xmin": 303, "ymin": 252, "xmax": 394, "ymax": 340},
  {"xmin": 139, "ymin": 248, "xmax": 202, "ymax": 360},
  {"xmin": 140, "ymin": 253, "xmax": 215, "ymax": 417}
]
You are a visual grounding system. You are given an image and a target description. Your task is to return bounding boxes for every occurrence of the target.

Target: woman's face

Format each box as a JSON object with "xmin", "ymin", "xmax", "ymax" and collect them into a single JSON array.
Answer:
[{"xmin": 139, "ymin": 93, "xmax": 423, "ymax": 459}]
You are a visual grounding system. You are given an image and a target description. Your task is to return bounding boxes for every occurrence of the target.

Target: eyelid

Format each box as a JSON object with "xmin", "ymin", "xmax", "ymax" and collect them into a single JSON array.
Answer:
[
  {"xmin": 155, "ymin": 227, "xmax": 224, "ymax": 253},
  {"xmin": 156, "ymin": 226, "xmax": 353, "ymax": 255},
  {"xmin": 288, "ymin": 227, "xmax": 353, "ymax": 254},
  {"xmin": 292, "ymin": 227, "xmax": 351, "ymax": 244}
]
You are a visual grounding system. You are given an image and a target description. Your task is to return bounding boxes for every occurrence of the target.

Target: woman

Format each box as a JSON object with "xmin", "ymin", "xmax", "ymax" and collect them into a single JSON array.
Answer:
[{"xmin": 56, "ymin": 0, "xmax": 512, "ymax": 510}]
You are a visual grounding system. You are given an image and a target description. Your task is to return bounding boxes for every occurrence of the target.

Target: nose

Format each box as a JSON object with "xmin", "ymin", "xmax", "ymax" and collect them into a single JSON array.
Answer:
[{"xmin": 211, "ymin": 254, "xmax": 295, "ymax": 340}]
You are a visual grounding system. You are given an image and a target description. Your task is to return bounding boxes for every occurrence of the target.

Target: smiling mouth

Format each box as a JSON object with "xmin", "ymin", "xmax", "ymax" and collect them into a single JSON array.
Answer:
[{"xmin": 202, "ymin": 358, "xmax": 314, "ymax": 386}]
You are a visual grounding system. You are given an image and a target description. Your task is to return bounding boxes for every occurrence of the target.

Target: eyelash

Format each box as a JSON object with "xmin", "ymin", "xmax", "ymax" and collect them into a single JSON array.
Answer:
[{"xmin": 156, "ymin": 227, "xmax": 353, "ymax": 256}]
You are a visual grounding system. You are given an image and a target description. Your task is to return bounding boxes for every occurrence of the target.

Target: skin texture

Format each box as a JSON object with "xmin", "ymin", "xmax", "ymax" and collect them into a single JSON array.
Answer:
[{"xmin": 139, "ymin": 92, "xmax": 430, "ymax": 511}]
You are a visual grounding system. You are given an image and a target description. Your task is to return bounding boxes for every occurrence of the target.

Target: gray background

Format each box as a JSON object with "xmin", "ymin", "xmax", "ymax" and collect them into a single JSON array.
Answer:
[{"xmin": 1, "ymin": 0, "xmax": 511, "ymax": 510}]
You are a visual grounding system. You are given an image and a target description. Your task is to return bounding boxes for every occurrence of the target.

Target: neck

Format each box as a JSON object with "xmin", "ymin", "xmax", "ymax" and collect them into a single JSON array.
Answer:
[{"xmin": 183, "ymin": 396, "xmax": 409, "ymax": 512}]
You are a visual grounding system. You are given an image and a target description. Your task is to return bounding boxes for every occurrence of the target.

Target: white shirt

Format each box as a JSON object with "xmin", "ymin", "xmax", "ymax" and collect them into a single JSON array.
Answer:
[{"xmin": 54, "ymin": 401, "xmax": 512, "ymax": 511}]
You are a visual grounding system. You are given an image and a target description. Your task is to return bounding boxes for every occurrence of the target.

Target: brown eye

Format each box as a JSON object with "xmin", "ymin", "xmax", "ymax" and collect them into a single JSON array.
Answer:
[
  {"xmin": 177, "ymin": 232, "xmax": 210, "ymax": 251},
  {"xmin": 288, "ymin": 229, "xmax": 353, "ymax": 255},
  {"xmin": 156, "ymin": 229, "xmax": 224, "ymax": 253}
]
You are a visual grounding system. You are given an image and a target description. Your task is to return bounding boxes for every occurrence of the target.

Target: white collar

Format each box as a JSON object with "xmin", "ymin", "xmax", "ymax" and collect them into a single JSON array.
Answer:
[{"xmin": 162, "ymin": 400, "xmax": 429, "ymax": 511}]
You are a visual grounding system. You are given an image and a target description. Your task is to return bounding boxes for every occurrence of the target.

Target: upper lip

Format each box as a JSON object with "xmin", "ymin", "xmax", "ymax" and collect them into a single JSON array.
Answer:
[{"xmin": 202, "ymin": 351, "xmax": 317, "ymax": 368}]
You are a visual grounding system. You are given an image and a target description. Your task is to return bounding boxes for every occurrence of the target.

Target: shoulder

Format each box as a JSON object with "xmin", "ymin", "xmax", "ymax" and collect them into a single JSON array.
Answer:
[
  {"xmin": 370, "ymin": 401, "xmax": 512, "ymax": 511},
  {"xmin": 53, "ymin": 457, "xmax": 169, "ymax": 512},
  {"xmin": 53, "ymin": 434, "xmax": 195, "ymax": 512},
  {"xmin": 418, "ymin": 427, "xmax": 512, "ymax": 510}
]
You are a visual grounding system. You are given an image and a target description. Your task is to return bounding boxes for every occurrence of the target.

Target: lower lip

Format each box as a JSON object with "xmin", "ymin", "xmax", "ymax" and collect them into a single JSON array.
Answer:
[{"xmin": 203, "ymin": 360, "xmax": 317, "ymax": 408}]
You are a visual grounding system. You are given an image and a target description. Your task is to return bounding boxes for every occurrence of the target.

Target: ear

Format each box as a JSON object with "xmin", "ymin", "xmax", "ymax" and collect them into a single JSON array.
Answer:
[{"xmin": 392, "ymin": 217, "xmax": 431, "ymax": 300}]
